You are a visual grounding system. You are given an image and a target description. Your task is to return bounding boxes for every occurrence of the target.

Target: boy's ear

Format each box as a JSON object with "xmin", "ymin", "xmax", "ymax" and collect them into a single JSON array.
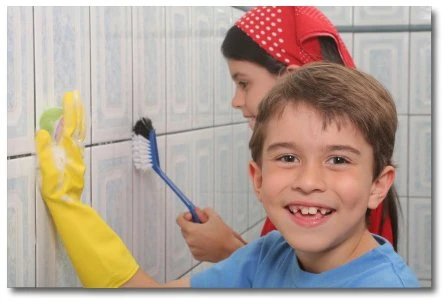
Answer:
[
  {"xmin": 249, "ymin": 161, "xmax": 263, "ymax": 201},
  {"xmin": 368, "ymin": 166, "xmax": 395, "ymax": 209}
]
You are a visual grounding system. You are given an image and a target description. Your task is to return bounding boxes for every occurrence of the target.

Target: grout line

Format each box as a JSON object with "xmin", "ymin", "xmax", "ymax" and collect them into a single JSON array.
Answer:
[
  {"xmin": 7, "ymin": 122, "xmax": 249, "ymax": 159},
  {"xmin": 163, "ymin": 6, "xmax": 167, "ymax": 284},
  {"xmin": 130, "ymin": 6, "xmax": 135, "ymax": 255},
  {"xmin": 88, "ymin": 6, "xmax": 93, "ymax": 208},
  {"xmin": 337, "ymin": 24, "xmax": 432, "ymax": 33},
  {"xmin": 32, "ymin": 5, "xmax": 37, "ymax": 288}
]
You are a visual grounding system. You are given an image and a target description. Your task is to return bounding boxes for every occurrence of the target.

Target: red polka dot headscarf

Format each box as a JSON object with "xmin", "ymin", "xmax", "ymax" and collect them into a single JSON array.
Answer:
[{"xmin": 235, "ymin": 6, "xmax": 355, "ymax": 68}]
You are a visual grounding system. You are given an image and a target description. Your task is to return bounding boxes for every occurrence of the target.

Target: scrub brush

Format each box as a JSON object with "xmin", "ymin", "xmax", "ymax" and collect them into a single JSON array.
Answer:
[{"xmin": 132, "ymin": 117, "xmax": 201, "ymax": 223}]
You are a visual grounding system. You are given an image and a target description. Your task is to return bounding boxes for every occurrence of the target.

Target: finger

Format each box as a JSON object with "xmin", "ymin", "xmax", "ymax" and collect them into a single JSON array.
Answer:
[
  {"xmin": 194, "ymin": 207, "xmax": 209, "ymax": 223},
  {"xmin": 233, "ymin": 231, "xmax": 248, "ymax": 245},
  {"xmin": 201, "ymin": 207, "xmax": 217, "ymax": 220},
  {"xmin": 73, "ymin": 90, "xmax": 86, "ymax": 143},
  {"xmin": 176, "ymin": 212, "xmax": 193, "ymax": 231},
  {"xmin": 62, "ymin": 91, "xmax": 76, "ymax": 138},
  {"xmin": 61, "ymin": 134, "xmax": 83, "ymax": 166}
]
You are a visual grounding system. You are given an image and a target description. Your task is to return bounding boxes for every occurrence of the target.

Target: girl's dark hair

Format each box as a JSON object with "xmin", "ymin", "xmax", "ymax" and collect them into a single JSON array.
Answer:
[
  {"xmin": 249, "ymin": 62, "xmax": 400, "ymax": 250},
  {"xmin": 221, "ymin": 26, "xmax": 345, "ymax": 75}
]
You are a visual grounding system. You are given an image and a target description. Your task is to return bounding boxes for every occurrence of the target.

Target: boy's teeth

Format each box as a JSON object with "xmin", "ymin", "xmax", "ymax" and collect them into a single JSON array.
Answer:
[
  {"xmin": 288, "ymin": 205, "xmax": 332, "ymax": 216},
  {"xmin": 308, "ymin": 207, "xmax": 317, "ymax": 215}
]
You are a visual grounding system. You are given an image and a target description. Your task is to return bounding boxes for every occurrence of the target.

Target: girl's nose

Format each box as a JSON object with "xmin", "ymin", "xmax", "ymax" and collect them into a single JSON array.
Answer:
[{"xmin": 231, "ymin": 89, "xmax": 244, "ymax": 109}]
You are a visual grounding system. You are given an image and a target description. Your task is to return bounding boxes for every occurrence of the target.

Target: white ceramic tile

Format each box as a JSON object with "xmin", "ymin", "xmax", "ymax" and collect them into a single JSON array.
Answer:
[
  {"xmin": 354, "ymin": 7, "xmax": 409, "ymax": 26},
  {"xmin": 132, "ymin": 7, "xmax": 167, "ymax": 134},
  {"xmin": 420, "ymin": 279, "xmax": 432, "ymax": 288},
  {"xmin": 7, "ymin": 156, "xmax": 36, "ymax": 287},
  {"xmin": 132, "ymin": 135, "xmax": 166, "ymax": 283},
  {"xmin": 317, "ymin": 6, "xmax": 353, "ymax": 26},
  {"xmin": 339, "ymin": 32, "xmax": 353, "ymax": 56},
  {"xmin": 165, "ymin": 132, "xmax": 194, "ymax": 281},
  {"xmin": 393, "ymin": 115, "xmax": 408, "ymax": 197},
  {"xmin": 191, "ymin": 128, "xmax": 214, "ymax": 266},
  {"xmin": 192, "ymin": 128, "xmax": 214, "ymax": 210},
  {"xmin": 214, "ymin": 7, "xmax": 233, "ymax": 126},
  {"xmin": 410, "ymin": 6, "xmax": 431, "ymax": 25},
  {"xmin": 410, "ymin": 32, "xmax": 431, "ymax": 115},
  {"xmin": 34, "ymin": 7, "xmax": 91, "ymax": 146},
  {"xmin": 191, "ymin": 261, "xmax": 214, "ymax": 275},
  {"xmin": 354, "ymin": 33, "xmax": 409, "ymax": 114},
  {"xmin": 91, "ymin": 141, "xmax": 133, "ymax": 249},
  {"xmin": 166, "ymin": 7, "xmax": 192, "ymax": 133},
  {"xmin": 232, "ymin": 124, "xmax": 249, "ymax": 234},
  {"xmin": 191, "ymin": 7, "xmax": 214, "ymax": 129},
  {"xmin": 232, "ymin": 7, "xmax": 244, "ymax": 21},
  {"xmin": 408, "ymin": 116, "xmax": 431, "ymax": 197},
  {"xmin": 396, "ymin": 197, "xmax": 408, "ymax": 262},
  {"xmin": 7, "ymin": 7, "xmax": 35, "ymax": 156},
  {"xmin": 242, "ymin": 219, "xmax": 266, "ymax": 244},
  {"xmin": 408, "ymin": 197, "xmax": 431, "ymax": 280},
  {"xmin": 214, "ymin": 126, "xmax": 233, "ymax": 227},
  {"xmin": 91, "ymin": 7, "xmax": 132, "ymax": 143}
]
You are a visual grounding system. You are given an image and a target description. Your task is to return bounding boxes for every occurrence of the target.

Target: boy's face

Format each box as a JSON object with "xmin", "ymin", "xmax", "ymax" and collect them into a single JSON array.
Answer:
[{"xmin": 249, "ymin": 103, "xmax": 386, "ymax": 266}]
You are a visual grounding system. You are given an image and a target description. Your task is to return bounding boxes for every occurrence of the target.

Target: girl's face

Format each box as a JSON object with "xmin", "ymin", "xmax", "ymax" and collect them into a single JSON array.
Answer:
[
  {"xmin": 227, "ymin": 59, "xmax": 279, "ymax": 129},
  {"xmin": 249, "ymin": 103, "xmax": 394, "ymax": 273}
]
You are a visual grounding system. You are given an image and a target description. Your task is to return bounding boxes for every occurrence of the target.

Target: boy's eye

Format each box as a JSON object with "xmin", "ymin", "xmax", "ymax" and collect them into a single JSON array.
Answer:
[
  {"xmin": 278, "ymin": 155, "xmax": 297, "ymax": 163},
  {"xmin": 328, "ymin": 156, "xmax": 349, "ymax": 165}
]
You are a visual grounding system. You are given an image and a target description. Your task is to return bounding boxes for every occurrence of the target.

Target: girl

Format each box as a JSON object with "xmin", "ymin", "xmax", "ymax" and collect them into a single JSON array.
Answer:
[{"xmin": 176, "ymin": 6, "xmax": 396, "ymax": 265}]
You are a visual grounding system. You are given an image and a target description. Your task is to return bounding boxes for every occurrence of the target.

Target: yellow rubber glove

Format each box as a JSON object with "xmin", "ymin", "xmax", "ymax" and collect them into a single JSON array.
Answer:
[{"xmin": 35, "ymin": 91, "xmax": 139, "ymax": 288}]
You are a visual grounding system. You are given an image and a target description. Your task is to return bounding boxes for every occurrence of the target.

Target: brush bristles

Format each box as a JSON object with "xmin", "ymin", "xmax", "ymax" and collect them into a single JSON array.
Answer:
[
  {"xmin": 132, "ymin": 134, "xmax": 153, "ymax": 171},
  {"xmin": 133, "ymin": 117, "xmax": 153, "ymax": 138}
]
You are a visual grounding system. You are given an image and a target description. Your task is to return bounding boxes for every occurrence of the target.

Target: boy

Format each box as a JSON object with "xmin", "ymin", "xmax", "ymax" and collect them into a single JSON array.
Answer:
[{"xmin": 187, "ymin": 61, "xmax": 420, "ymax": 287}]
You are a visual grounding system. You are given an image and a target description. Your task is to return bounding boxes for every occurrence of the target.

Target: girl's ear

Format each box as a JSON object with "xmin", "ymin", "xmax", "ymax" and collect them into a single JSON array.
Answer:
[
  {"xmin": 368, "ymin": 165, "xmax": 395, "ymax": 209},
  {"xmin": 249, "ymin": 161, "xmax": 263, "ymax": 201},
  {"xmin": 285, "ymin": 64, "xmax": 301, "ymax": 74}
]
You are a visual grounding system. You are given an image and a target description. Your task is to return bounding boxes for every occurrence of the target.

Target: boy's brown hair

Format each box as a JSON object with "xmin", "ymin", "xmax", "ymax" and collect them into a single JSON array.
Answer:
[{"xmin": 249, "ymin": 61, "xmax": 399, "ymax": 248}]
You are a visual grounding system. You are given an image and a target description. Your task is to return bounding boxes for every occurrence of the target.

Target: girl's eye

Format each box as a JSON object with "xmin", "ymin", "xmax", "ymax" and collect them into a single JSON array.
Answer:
[
  {"xmin": 328, "ymin": 156, "xmax": 349, "ymax": 165},
  {"xmin": 278, "ymin": 155, "xmax": 297, "ymax": 163},
  {"xmin": 238, "ymin": 81, "xmax": 248, "ymax": 89}
]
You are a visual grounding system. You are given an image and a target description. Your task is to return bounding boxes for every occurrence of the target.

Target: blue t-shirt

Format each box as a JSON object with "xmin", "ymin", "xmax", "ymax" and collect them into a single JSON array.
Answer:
[{"xmin": 190, "ymin": 231, "xmax": 420, "ymax": 288}]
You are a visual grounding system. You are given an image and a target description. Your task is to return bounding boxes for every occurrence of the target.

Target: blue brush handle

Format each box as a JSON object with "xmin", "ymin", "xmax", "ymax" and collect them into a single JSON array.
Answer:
[{"xmin": 153, "ymin": 166, "xmax": 201, "ymax": 223}]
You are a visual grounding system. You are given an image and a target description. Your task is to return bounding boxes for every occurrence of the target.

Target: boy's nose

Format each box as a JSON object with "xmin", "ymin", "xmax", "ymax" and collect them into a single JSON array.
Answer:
[{"xmin": 291, "ymin": 162, "xmax": 327, "ymax": 194}]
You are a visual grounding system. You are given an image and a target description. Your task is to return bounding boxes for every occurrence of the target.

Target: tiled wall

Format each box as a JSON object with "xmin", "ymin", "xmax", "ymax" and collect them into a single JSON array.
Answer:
[
  {"xmin": 318, "ymin": 6, "xmax": 432, "ymax": 287},
  {"xmin": 7, "ymin": 6, "xmax": 431, "ymax": 287},
  {"xmin": 7, "ymin": 6, "xmax": 264, "ymax": 287}
]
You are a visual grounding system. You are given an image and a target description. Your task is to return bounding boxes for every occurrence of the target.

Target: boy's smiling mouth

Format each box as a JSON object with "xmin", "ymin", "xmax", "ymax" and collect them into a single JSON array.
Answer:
[
  {"xmin": 285, "ymin": 203, "xmax": 335, "ymax": 227},
  {"xmin": 287, "ymin": 205, "xmax": 333, "ymax": 216}
]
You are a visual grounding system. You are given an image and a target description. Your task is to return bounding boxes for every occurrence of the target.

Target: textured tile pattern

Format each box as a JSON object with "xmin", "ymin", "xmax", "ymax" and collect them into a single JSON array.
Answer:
[{"xmin": 7, "ymin": 6, "xmax": 430, "ymax": 286}]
